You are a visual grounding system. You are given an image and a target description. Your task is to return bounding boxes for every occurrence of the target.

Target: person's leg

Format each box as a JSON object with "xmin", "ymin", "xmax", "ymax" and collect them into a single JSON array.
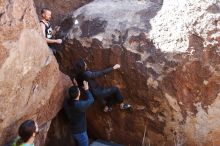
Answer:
[
  {"xmin": 111, "ymin": 87, "xmax": 124, "ymax": 103},
  {"xmin": 93, "ymin": 87, "xmax": 124, "ymax": 112},
  {"xmin": 48, "ymin": 45, "xmax": 57, "ymax": 54},
  {"xmin": 94, "ymin": 87, "xmax": 123, "ymax": 103},
  {"xmin": 48, "ymin": 45, "xmax": 62, "ymax": 63},
  {"xmin": 72, "ymin": 131, "xmax": 89, "ymax": 146},
  {"xmin": 108, "ymin": 87, "xmax": 131, "ymax": 110}
]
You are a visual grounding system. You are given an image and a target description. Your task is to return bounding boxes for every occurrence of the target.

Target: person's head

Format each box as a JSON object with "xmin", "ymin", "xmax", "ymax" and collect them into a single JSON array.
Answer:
[
  {"xmin": 16, "ymin": 120, "xmax": 39, "ymax": 145},
  {"xmin": 69, "ymin": 86, "xmax": 80, "ymax": 101},
  {"xmin": 75, "ymin": 59, "xmax": 87, "ymax": 72},
  {"xmin": 41, "ymin": 8, "xmax": 51, "ymax": 21}
]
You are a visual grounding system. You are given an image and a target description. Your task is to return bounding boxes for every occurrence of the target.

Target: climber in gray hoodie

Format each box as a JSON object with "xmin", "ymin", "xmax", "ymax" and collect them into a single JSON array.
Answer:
[{"xmin": 75, "ymin": 59, "xmax": 131, "ymax": 112}]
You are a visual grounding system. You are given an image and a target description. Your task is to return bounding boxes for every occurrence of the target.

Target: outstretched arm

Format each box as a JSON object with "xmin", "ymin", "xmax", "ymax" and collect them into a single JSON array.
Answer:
[
  {"xmin": 84, "ymin": 64, "xmax": 121, "ymax": 79},
  {"xmin": 84, "ymin": 67, "xmax": 113, "ymax": 79}
]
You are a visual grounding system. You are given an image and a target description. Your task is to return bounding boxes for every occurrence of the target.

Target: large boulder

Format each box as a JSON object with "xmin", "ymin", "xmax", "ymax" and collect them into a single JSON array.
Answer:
[
  {"xmin": 0, "ymin": 0, "xmax": 72, "ymax": 145},
  {"xmin": 57, "ymin": 0, "xmax": 220, "ymax": 145}
]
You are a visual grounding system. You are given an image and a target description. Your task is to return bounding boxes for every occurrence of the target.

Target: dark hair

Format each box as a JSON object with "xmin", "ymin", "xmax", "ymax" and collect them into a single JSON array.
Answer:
[
  {"xmin": 41, "ymin": 8, "xmax": 50, "ymax": 15},
  {"xmin": 16, "ymin": 120, "xmax": 36, "ymax": 146},
  {"xmin": 68, "ymin": 86, "xmax": 80, "ymax": 104},
  {"xmin": 75, "ymin": 59, "xmax": 86, "ymax": 72},
  {"xmin": 75, "ymin": 59, "xmax": 86, "ymax": 87}
]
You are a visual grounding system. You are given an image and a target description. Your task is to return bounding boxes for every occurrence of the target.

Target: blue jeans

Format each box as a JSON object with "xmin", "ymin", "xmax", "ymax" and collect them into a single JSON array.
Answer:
[{"xmin": 72, "ymin": 131, "xmax": 89, "ymax": 146}]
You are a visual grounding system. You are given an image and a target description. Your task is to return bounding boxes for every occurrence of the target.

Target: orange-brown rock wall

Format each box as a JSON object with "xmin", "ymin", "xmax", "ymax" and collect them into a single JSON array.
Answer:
[{"xmin": 0, "ymin": 0, "xmax": 72, "ymax": 145}]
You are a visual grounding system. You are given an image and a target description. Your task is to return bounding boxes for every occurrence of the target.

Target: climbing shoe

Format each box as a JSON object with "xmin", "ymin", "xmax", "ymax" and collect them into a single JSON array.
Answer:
[
  {"xmin": 103, "ymin": 106, "xmax": 112, "ymax": 113},
  {"xmin": 120, "ymin": 103, "xmax": 131, "ymax": 110}
]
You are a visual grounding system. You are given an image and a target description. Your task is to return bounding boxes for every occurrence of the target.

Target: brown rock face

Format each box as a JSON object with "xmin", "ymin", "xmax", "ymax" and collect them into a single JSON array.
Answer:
[
  {"xmin": 33, "ymin": 0, "xmax": 93, "ymax": 26},
  {"xmin": 0, "ymin": 0, "xmax": 72, "ymax": 145},
  {"xmin": 55, "ymin": 0, "xmax": 220, "ymax": 145},
  {"xmin": 45, "ymin": 109, "xmax": 76, "ymax": 146}
]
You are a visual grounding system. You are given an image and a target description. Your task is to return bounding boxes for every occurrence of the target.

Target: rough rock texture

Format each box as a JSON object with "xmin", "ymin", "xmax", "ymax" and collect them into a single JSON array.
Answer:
[
  {"xmin": 0, "ymin": 0, "xmax": 72, "ymax": 145},
  {"xmin": 150, "ymin": 0, "xmax": 220, "ymax": 52},
  {"xmin": 45, "ymin": 109, "xmax": 75, "ymax": 146},
  {"xmin": 55, "ymin": 0, "xmax": 220, "ymax": 145},
  {"xmin": 33, "ymin": 0, "xmax": 93, "ymax": 27},
  {"xmin": 35, "ymin": 74, "xmax": 72, "ymax": 146}
]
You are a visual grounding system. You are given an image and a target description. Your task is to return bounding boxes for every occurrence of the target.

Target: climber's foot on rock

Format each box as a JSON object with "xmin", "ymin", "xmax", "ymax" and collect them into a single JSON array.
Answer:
[
  {"xmin": 103, "ymin": 106, "xmax": 112, "ymax": 113},
  {"xmin": 120, "ymin": 103, "xmax": 131, "ymax": 110}
]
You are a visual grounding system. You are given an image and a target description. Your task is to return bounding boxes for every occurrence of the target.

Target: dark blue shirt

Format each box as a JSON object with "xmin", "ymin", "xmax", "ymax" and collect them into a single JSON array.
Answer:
[{"xmin": 64, "ymin": 90, "xmax": 94, "ymax": 134}]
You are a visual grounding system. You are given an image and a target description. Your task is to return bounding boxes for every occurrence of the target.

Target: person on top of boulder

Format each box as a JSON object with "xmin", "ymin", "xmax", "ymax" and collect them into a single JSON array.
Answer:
[
  {"xmin": 40, "ymin": 8, "xmax": 62, "ymax": 55},
  {"xmin": 12, "ymin": 120, "xmax": 39, "ymax": 146},
  {"xmin": 75, "ymin": 59, "xmax": 131, "ymax": 112}
]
